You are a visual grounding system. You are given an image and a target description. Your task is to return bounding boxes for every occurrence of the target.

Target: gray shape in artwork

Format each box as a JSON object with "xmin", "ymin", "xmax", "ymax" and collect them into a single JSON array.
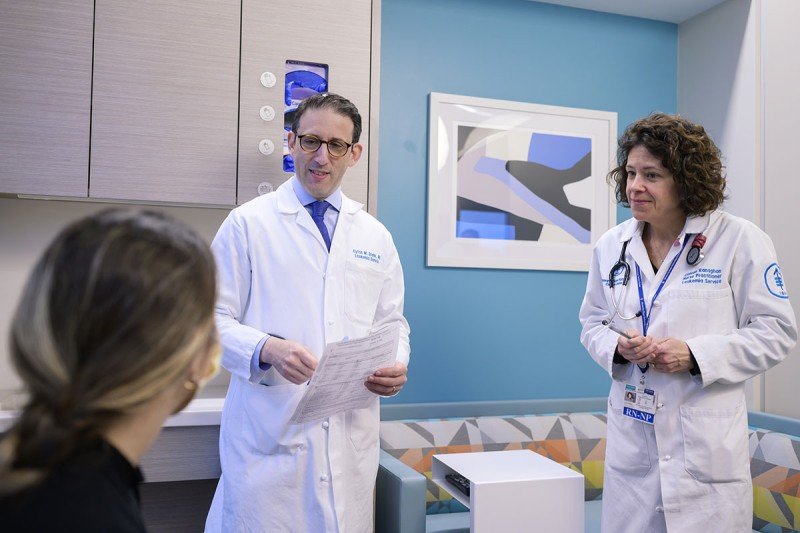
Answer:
[
  {"xmin": 505, "ymin": 152, "xmax": 591, "ymax": 231},
  {"xmin": 457, "ymin": 125, "xmax": 505, "ymax": 160}
]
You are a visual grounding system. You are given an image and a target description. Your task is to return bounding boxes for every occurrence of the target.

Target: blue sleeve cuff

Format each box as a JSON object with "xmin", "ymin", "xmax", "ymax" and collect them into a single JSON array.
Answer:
[{"xmin": 250, "ymin": 335, "xmax": 271, "ymax": 383}]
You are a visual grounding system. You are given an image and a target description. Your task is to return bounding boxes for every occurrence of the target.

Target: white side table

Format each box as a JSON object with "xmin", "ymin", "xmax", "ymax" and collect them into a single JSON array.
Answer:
[{"xmin": 432, "ymin": 449, "xmax": 584, "ymax": 533}]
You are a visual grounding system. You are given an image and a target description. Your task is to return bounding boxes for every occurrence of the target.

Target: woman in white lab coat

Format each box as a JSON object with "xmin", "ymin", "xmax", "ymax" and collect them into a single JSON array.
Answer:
[{"xmin": 579, "ymin": 113, "xmax": 796, "ymax": 532}]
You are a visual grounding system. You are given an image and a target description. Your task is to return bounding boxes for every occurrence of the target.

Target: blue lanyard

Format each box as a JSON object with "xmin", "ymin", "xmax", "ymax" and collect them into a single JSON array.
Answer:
[
  {"xmin": 635, "ymin": 235, "xmax": 691, "ymax": 336},
  {"xmin": 633, "ymin": 235, "xmax": 690, "ymax": 374}
]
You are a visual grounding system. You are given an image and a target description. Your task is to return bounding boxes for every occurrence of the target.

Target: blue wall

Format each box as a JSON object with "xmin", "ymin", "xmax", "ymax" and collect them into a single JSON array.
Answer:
[{"xmin": 378, "ymin": 0, "xmax": 676, "ymax": 402}]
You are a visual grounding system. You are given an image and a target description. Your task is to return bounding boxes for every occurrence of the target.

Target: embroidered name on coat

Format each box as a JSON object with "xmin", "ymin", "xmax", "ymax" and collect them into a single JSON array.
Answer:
[
  {"xmin": 352, "ymin": 248, "xmax": 381, "ymax": 264},
  {"xmin": 682, "ymin": 268, "xmax": 722, "ymax": 285}
]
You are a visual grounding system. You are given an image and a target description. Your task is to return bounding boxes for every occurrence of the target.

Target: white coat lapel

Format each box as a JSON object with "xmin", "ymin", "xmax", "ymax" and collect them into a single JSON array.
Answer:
[
  {"xmin": 683, "ymin": 211, "xmax": 714, "ymax": 237},
  {"xmin": 297, "ymin": 210, "xmax": 327, "ymax": 252},
  {"xmin": 276, "ymin": 181, "xmax": 328, "ymax": 251},
  {"xmin": 619, "ymin": 220, "xmax": 655, "ymax": 282},
  {"xmin": 330, "ymin": 193, "xmax": 364, "ymax": 255}
]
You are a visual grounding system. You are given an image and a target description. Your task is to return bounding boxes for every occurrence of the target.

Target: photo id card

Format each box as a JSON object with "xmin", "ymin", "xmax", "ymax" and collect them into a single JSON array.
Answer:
[{"xmin": 622, "ymin": 383, "xmax": 657, "ymax": 425}]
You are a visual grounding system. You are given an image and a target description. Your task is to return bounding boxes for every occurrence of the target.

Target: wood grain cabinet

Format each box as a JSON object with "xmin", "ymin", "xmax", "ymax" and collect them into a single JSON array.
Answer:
[
  {"xmin": 1, "ymin": 0, "xmax": 376, "ymax": 207},
  {"xmin": 237, "ymin": 0, "xmax": 373, "ymax": 206},
  {"xmin": 89, "ymin": 0, "xmax": 240, "ymax": 205},
  {"xmin": 0, "ymin": 0, "xmax": 94, "ymax": 197}
]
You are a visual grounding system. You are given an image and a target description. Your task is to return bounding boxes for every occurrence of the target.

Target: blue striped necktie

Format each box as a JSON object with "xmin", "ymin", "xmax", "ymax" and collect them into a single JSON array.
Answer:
[{"xmin": 309, "ymin": 200, "xmax": 331, "ymax": 251}]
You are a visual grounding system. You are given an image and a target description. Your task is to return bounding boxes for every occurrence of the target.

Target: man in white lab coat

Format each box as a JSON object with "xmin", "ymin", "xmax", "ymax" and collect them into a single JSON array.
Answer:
[
  {"xmin": 579, "ymin": 113, "xmax": 796, "ymax": 532},
  {"xmin": 205, "ymin": 93, "xmax": 411, "ymax": 532}
]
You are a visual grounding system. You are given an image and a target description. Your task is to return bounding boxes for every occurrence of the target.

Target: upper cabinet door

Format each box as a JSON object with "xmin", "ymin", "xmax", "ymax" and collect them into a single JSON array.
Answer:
[
  {"xmin": 237, "ymin": 0, "xmax": 373, "ymax": 206},
  {"xmin": 90, "ymin": 0, "xmax": 240, "ymax": 205},
  {"xmin": 0, "ymin": 0, "xmax": 93, "ymax": 197}
]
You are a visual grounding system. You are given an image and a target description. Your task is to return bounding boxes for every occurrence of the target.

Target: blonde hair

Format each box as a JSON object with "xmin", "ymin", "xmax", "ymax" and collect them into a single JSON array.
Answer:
[{"xmin": 0, "ymin": 209, "xmax": 217, "ymax": 495}]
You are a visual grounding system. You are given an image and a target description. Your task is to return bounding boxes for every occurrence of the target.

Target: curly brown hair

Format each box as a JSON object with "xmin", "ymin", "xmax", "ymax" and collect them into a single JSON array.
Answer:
[{"xmin": 607, "ymin": 113, "xmax": 726, "ymax": 216}]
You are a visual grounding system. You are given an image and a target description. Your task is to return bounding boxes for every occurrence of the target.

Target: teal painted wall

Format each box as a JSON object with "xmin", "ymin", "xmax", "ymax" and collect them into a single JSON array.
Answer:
[{"xmin": 378, "ymin": 0, "xmax": 676, "ymax": 402}]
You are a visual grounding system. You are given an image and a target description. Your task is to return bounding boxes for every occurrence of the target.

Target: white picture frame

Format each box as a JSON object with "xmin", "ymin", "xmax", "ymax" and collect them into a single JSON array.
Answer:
[{"xmin": 427, "ymin": 92, "xmax": 618, "ymax": 271}]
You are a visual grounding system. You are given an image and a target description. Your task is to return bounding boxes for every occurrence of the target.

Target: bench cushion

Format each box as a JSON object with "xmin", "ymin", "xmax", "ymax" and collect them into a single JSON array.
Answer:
[
  {"xmin": 378, "ymin": 406, "xmax": 799, "ymax": 531},
  {"xmin": 749, "ymin": 428, "xmax": 800, "ymax": 531}
]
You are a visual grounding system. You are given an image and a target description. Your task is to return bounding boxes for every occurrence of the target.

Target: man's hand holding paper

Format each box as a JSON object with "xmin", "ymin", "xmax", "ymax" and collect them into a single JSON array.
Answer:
[
  {"xmin": 290, "ymin": 323, "xmax": 401, "ymax": 424},
  {"xmin": 366, "ymin": 361, "xmax": 407, "ymax": 396},
  {"xmin": 260, "ymin": 337, "xmax": 318, "ymax": 384}
]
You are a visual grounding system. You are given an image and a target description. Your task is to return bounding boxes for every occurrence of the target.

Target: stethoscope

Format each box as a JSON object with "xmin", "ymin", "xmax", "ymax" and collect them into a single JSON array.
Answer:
[{"xmin": 607, "ymin": 232, "xmax": 707, "ymax": 323}]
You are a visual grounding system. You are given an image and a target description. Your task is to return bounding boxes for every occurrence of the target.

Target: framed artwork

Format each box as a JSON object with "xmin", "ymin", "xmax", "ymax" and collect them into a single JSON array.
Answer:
[{"xmin": 426, "ymin": 92, "xmax": 618, "ymax": 271}]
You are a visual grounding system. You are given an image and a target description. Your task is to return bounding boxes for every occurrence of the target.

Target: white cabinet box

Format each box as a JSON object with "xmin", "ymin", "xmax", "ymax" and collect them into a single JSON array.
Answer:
[{"xmin": 432, "ymin": 450, "xmax": 584, "ymax": 533}]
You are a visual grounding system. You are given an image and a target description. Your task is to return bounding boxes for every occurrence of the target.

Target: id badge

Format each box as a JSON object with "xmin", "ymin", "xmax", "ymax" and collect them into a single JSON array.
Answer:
[{"xmin": 622, "ymin": 384, "xmax": 657, "ymax": 425}]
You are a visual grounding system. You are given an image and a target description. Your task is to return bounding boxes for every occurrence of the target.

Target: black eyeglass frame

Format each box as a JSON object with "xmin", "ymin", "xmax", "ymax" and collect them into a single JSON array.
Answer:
[{"xmin": 296, "ymin": 134, "xmax": 354, "ymax": 158}]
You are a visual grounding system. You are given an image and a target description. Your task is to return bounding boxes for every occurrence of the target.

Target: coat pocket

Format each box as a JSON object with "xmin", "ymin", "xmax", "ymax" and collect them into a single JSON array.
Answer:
[
  {"xmin": 344, "ymin": 260, "xmax": 385, "ymax": 331},
  {"xmin": 666, "ymin": 287, "xmax": 736, "ymax": 339},
  {"xmin": 347, "ymin": 402, "xmax": 379, "ymax": 452},
  {"xmin": 605, "ymin": 397, "xmax": 653, "ymax": 477},
  {"xmin": 239, "ymin": 382, "xmax": 304, "ymax": 456},
  {"xmin": 680, "ymin": 402, "xmax": 749, "ymax": 483}
]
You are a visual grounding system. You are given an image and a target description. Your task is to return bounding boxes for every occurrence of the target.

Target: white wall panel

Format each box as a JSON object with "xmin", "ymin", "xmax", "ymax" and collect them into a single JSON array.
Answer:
[
  {"xmin": 761, "ymin": 0, "xmax": 800, "ymax": 419},
  {"xmin": 678, "ymin": 0, "xmax": 759, "ymax": 223}
]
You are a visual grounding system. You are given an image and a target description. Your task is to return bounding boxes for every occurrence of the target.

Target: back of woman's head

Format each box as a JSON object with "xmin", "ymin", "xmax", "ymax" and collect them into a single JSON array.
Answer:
[{"xmin": 0, "ymin": 209, "xmax": 217, "ymax": 494}]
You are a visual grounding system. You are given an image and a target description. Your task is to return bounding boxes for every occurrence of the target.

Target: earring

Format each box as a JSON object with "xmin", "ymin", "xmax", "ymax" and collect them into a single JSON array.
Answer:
[{"xmin": 183, "ymin": 379, "xmax": 198, "ymax": 391}]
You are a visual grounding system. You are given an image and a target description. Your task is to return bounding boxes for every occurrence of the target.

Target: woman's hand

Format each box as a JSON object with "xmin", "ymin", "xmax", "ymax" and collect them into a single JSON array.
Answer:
[
  {"xmin": 651, "ymin": 338, "xmax": 694, "ymax": 373},
  {"xmin": 617, "ymin": 329, "xmax": 658, "ymax": 364}
]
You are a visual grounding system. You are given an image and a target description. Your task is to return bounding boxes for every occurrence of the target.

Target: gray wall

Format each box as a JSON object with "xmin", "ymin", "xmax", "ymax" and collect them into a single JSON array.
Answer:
[{"xmin": 678, "ymin": 0, "xmax": 800, "ymax": 417}]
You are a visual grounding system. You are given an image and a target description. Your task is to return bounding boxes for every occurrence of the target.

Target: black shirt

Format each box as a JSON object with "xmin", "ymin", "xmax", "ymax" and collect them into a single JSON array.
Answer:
[{"xmin": 0, "ymin": 439, "xmax": 146, "ymax": 532}]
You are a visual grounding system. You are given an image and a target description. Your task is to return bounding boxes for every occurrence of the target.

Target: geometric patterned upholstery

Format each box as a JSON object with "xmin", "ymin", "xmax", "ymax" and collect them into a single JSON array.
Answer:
[
  {"xmin": 379, "ymin": 413, "xmax": 607, "ymax": 515},
  {"xmin": 380, "ymin": 413, "xmax": 800, "ymax": 530},
  {"xmin": 750, "ymin": 429, "xmax": 800, "ymax": 532}
]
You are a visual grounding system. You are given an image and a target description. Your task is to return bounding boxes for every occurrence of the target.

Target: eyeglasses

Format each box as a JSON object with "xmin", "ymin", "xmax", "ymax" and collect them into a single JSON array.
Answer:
[{"xmin": 296, "ymin": 134, "xmax": 353, "ymax": 158}]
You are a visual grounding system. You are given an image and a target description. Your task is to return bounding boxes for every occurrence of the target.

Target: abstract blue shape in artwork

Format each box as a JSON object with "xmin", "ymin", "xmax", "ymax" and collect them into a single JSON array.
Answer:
[
  {"xmin": 457, "ymin": 220, "xmax": 516, "ymax": 240},
  {"xmin": 459, "ymin": 210, "xmax": 509, "ymax": 225},
  {"xmin": 528, "ymin": 133, "xmax": 591, "ymax": 170},
  {"xmin": 456, "ymin": 210, "xmax": 514, "ymax": 240}
]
